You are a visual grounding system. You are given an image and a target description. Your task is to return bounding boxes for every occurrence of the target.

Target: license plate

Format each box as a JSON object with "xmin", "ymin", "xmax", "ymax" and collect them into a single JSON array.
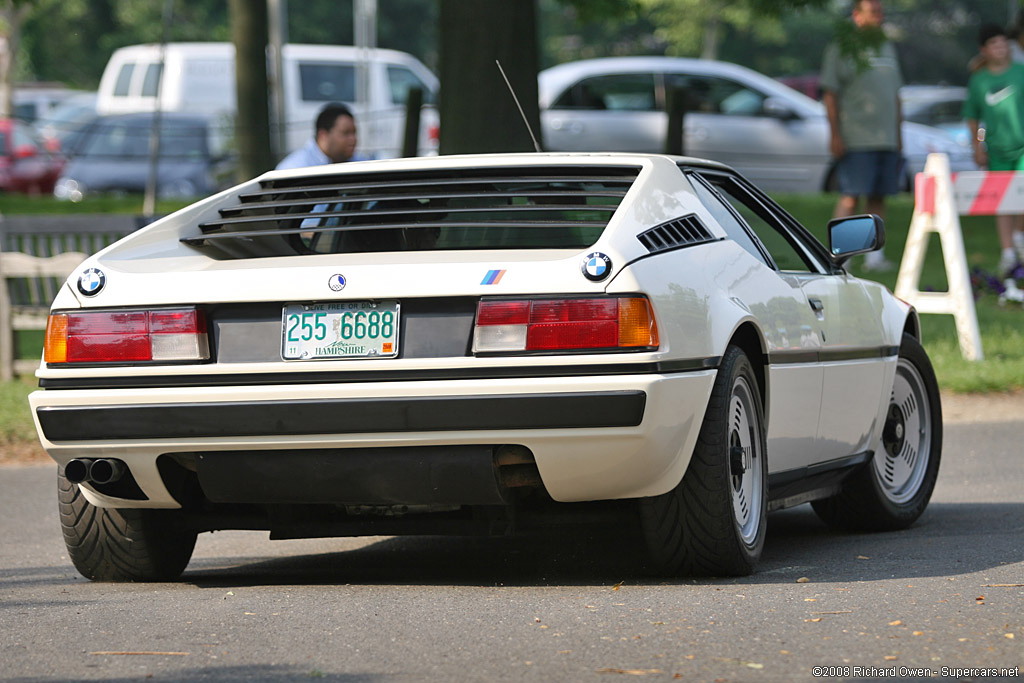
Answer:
[{"xmin": 282, "ymin": 301, "xmax": 400, "ymax": 360}]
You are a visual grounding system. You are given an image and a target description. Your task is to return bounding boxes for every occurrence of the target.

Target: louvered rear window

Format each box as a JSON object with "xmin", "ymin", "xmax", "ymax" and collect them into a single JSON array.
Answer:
[{"xmin": 183, "ymin": 165, "xmax": 639, "ymax": 259}]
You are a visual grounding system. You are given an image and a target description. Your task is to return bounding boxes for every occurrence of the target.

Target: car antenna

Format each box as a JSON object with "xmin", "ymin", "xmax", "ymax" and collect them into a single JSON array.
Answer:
[{"xmin": 496, "ymin": 60, "xmax": 542, "ymax": 153}]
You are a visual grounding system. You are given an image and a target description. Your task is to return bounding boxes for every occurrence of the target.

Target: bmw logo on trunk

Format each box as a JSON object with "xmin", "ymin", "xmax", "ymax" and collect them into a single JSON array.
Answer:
[
  {"xmin": 582, "ymin": 252, "xmax": 612, "ymax": 282},
  {"xmin": 77, "ymin": 268, "xmax": 106, "ymax": 296}
]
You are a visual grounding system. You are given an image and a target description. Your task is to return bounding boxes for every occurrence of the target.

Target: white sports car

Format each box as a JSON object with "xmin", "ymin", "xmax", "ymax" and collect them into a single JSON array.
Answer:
[{"xmin": 30, "ymin": 153, "xmax": 942, "ymax": 581}]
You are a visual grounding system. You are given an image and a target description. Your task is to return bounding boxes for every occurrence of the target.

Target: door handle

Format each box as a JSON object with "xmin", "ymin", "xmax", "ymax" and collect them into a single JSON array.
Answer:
[{"xmin": 809, "ymin": 298, "xmax": 824, "ymax": 313}]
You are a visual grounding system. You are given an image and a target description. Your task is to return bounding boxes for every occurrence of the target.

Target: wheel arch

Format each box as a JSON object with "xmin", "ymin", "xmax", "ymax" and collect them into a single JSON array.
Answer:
[
  {"xmin": 902, "ymin": 307, "xmax": 921, "ymax": 342},
  {"xmin": 726, "ymin": 321, "xmax": 768, "ymax": 422}
]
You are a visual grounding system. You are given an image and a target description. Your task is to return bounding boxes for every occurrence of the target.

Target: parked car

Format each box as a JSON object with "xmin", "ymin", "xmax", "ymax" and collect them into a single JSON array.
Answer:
[
  {"xmin": 53, "ymin": 112, "xmax": 234, "ymax": 201},
  {"xmin": 13, "ymin": 84, "xmax": 86, "ymax": 123},
  {"xmin": 34, "ymin": 92, "xmax": 98, "ymax": 155},
  {"xmin": 0, "ymin": 117, "xmax": 64, "ymax": 194},
  {"xmin": 539, "ymin": 57, "xmax": 974, "ymax": 193},
  {"xmin": 97, "ymin": 42, "xmax": 440, "ymax": 159},
  {"xmin": 31, "ymin": 151, "xmax": 942, "ymax": 581},
  {"xmin": 900, "ymin": 85, "xmax": 971, "ymax": 148}
]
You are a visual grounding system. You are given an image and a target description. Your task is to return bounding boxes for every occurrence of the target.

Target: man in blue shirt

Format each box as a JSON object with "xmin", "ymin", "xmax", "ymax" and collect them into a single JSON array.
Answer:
[{"xmin": 276, "ymin": 103, "xmax": 369, "ymax": 170}]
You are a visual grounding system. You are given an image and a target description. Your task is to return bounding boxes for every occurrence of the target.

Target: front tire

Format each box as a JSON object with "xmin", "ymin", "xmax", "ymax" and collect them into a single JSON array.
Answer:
[
  {"xmin": 58, "ymin": 467, "xmax": 197, "ymax": 582},
  {"xmin": 812, "ymin": 333, "xmax": 942, "ymax": 531},
  {"xmin": 639, "ymin": 345, "xmax": 767, "ymax": 576}
]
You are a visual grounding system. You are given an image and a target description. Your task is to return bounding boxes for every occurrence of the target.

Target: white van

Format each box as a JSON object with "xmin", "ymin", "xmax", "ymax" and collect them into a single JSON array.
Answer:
[{"xmin": 96, "ymin": 42, "xmax": 439, "ymax": 160}]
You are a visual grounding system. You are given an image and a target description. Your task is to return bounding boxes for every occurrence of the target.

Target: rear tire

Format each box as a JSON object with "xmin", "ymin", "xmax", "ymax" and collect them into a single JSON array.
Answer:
[
  {"xmin": 812, "ymin": 333, "xmax": 942, "ymax": 531},
  {"xmin": 639, "ymin": 345, "xmax": 767, "ymax": 576},
  {"xmin": 58, "ymin": 467, "xmax": 197, "ymax": 582}
]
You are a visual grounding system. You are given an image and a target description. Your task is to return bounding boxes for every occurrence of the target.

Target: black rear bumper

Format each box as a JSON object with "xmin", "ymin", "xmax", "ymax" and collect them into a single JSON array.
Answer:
[{"xmin": 37, "ymin": 391, "xmax": 647, "ymax": 441}]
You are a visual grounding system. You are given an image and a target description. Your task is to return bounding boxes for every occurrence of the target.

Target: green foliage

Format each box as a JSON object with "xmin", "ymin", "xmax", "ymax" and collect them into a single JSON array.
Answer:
[
  {"xmin": 638, "ymin": 0, "xmax": 788, "ymax": 58},
  {"xmin": 13, "ymin": 0, "xmax": 1020, "ymax": 91},
  {"xmin": 20, "ymin": 0, "xmax": 230, "ymax": 89},
  {"xmin": 834, "ymin": 20, "xmax": 887, "ymax": 73},
  {"xmin": 17, "ymin": 0, "xmax": 438, "ymax": 88},
  {"xmin": 0, "ymin": 376, "xmax": 36, "ymax": 443}
]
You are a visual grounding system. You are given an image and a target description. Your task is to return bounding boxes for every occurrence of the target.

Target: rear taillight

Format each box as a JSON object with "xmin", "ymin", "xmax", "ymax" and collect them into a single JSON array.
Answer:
[
  {"xmin": 473, "ymin": 297, "xmax": 659, "ymax": 354},
  {"xmin": 44, "ymin": 308, "xmax": 209, "ymax": 364}
]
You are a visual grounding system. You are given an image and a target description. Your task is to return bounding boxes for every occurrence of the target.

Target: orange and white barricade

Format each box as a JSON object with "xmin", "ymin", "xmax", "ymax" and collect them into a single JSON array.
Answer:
[{"xmin": 894, "ymin": 152, "xmax": 1003, "ymax": 361}]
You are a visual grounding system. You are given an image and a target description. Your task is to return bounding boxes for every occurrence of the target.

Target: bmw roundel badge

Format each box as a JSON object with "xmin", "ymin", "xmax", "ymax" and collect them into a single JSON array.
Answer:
[
  {"xmin": 328, "ymin": 274, "xmax": 346, "ymax": 292},
  {"xmin": 581, "ymin": 252, "xmax": 612, "ymax": 282},
  {"xmin": 77, "ymin": 268, "xmax": 106, "ymax": 297}
]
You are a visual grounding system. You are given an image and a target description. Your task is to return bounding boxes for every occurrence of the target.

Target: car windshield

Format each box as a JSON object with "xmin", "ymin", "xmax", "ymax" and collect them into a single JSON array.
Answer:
[
  {"xmin": 80, "ymin": 121, "xmax": 207, "ymax": 159},
  {"xmin": 183, "ymin": 165, "xmax": 639, "ymax": 259}
]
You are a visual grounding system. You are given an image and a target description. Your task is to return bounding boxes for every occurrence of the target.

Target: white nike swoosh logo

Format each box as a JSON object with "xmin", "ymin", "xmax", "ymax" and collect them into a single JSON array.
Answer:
[{"xmin": 986, "ymin": 86, "xmax": 1016, "ymax": 106}]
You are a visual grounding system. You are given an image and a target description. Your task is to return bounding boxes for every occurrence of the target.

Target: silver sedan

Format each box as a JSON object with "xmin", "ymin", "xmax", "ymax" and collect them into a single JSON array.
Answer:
[{"xmin": 540, "ymin": 56, "xmax": 974, "ymax": 193}]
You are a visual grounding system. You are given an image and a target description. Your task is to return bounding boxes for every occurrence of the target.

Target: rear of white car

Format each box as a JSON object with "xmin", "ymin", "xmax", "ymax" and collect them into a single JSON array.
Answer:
[
  {"xmin": 30, "ymin": 152, "xmax": 942, "ymax": 582},
  {"xmin": 31, "ymin": 155, "xmax": 730, "ymax": 565}
]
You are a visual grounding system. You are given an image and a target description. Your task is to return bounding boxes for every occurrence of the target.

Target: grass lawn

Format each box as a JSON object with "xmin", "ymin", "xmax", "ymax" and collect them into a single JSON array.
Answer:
[
  {"xmin": 0, "ymin": 193, "xmax": 190, "ymax": 215},
  {"xmin": 1, "ymin": 191, "xmax": 1021, "ymax": 453}
]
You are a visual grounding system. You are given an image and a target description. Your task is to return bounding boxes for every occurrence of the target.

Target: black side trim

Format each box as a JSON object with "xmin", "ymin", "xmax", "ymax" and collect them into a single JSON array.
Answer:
[
  {"xmin": 766, "ymin": 350, "xmax": 819, "ymax": 365},
  {"xmin": 37, "ymin": 357, "xmax": 721, "ymax": 391},
  {"xmin": 768, "ymin": 346, "xmax": 899, "ymax": 365},
  {"xmin": 37, "ymin": 391, "xmax": 647, "ymax": 441},
  {"xmin": 767, "ymin": 451, "xmax": 872, "ymax": 508}
]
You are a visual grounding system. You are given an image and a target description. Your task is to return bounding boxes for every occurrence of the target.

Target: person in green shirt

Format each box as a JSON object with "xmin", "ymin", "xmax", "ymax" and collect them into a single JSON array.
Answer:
[
  {"xmin": 821, "ymin": 0, "xmax": 903, "ymax": 272},
  {"xmin": 964, "ymin": 24, "xmax": 1024, "ymax": 276}
]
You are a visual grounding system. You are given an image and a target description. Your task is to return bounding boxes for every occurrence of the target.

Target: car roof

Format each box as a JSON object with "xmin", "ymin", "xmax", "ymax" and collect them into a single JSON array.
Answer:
[
  {"xmin": 538, "ymin": 56, "xmax": 823, "ymax": 115},
  {"xmin": 111, "ymin": 42, "xmax": 427, "ymax": 65},
  {"xmin": 89, "ymin": 112, "xmax": 211, "ymax": 126},
  {"xmin": 264, "ymin": 151, "xmax": 736, "ymax": 182}
]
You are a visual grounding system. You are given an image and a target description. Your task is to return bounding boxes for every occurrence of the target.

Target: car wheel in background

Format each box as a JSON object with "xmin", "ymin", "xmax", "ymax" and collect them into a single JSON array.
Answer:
[
  {"xmin": 639, "ymin": 345, "xmax": 767, "ymax": 576},
  {"xmin": 58, "ymin": 467, "xmax": 197, "ymax": 582},
  {"xmin": 812, "ymin": 333, "xmax": 942, "ymax": 531}
]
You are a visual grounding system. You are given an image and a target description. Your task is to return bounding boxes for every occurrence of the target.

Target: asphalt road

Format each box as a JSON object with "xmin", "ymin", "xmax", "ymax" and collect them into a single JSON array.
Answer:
[{"xmin": 1, "ymin": 413, "xmax": 1022, "ymax": 682}]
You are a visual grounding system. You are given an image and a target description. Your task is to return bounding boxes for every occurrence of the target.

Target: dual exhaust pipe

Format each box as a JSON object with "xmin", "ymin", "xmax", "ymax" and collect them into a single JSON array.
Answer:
[{"xmin": 64, "ymin": 458, "xmax": 126, "ymax": 486}]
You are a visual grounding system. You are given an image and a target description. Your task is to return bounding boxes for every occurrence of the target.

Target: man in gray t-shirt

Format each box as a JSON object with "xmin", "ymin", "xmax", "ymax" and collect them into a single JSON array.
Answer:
[{"xmin": 820, "ymin": 0, "xmax": 903, "ymax": 271}]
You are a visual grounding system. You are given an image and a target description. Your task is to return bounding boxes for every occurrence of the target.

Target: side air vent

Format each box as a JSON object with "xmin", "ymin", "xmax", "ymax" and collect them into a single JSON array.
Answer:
[
  {"xmin": 181, "ymin": 165, "xmax": 640, "ymax": 259},
  {"xmin": 637, "ymin": 214, "xmax": 714, "ymax": 254}
]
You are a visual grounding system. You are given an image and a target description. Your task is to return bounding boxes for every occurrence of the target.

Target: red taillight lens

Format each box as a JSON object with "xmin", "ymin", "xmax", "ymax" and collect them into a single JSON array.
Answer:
[
  {"xmin": 475, "ymin": 300, "xmax": 530, "ymax": 326},
  {"xmin": 44, "ymin": 308, "xmax": 209, "ymax": 364},
  {"xmin": 473, "ymin": 297, "xmax": 659, "ymax": 353}
]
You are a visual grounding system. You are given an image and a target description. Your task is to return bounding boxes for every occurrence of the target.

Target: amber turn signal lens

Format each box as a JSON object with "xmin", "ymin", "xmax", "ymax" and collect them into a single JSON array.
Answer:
[
  {"xmin": 618, "ymin": 297, "xmax": 659, "ymax": 348},
  {"xmin": 43, "ymin": 314, "xmax": 68, "ymax": 363}
]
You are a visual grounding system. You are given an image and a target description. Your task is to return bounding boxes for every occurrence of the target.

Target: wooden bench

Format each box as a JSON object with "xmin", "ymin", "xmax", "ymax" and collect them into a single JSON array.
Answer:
[{"xmin": 0, "ymin": 214, "xmax": 152, "ymax": 380}]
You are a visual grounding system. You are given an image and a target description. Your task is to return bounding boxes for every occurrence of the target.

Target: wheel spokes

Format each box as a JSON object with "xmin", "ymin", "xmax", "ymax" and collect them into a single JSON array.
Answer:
[{"xmin": 874, "ymin": 358, "xmax": 931, "ymax": 504}]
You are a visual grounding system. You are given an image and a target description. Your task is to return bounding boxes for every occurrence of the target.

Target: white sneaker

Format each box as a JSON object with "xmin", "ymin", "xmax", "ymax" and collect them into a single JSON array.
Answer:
[
  {"xmin": 999, "ymin": 252, "xmax": 1018, "ymax": 278},
  {"xmin": 1014, "ymin": 233, "xmax": 1024, "ymax": 265},
  {"xmin": 862, "ymin": 257, "xmax": 895, "ymax": 272}
]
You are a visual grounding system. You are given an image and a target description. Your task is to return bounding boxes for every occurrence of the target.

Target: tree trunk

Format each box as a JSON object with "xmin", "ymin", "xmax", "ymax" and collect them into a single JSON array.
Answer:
[
  {"xmin": 0, "ymin": 1, "xmax": 30, "ymax": 118},
  {"xmin": 230, "ymin": 0, "xmax": 274, "ymax": 181},
  {"xmin": 701, "ymin": 15, "xmax": 721, "ymax": 61},
  {"xmin": 438, "ymin": 0, "xmax": 541, "ymax": 155}
]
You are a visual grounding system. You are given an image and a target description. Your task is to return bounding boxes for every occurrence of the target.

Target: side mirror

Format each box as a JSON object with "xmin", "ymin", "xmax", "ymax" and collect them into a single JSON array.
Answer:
[
  {"xmin": 827, "ymin": 214, "xmax": 885, "ymax": 266},
  {"xmin": 762, "ymin": 97, "xmax": 798, "ymax": 120}
]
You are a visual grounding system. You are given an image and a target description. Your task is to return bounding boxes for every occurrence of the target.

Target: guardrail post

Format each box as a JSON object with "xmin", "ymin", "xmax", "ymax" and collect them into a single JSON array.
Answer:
[
  {"xmin": 665, "ymin": 86, "xmax": 687, "ymax": 156},
  {"xmin": 402, "ymin": 87, "xmax": 424, "ymax": 158}
]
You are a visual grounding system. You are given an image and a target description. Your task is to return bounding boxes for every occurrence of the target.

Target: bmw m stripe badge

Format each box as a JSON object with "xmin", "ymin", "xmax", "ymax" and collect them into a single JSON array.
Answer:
[
  {"xmin": 582, "ymin": 252, "xmax": 612, "ymax": 281},
  {"xmin": 77, "ymin": 268, "xmax": 106, "ymax": 296},
  {"xmin": 328, "ymin": 274, "xmax": 346, "ymax": 292},
  {"xmin": 481, "ymin": 269, "xmax": 506, "ymax": 285}
]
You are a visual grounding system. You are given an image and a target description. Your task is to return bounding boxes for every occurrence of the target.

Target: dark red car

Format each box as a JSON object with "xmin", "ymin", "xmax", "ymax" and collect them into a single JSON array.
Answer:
[{"xmin": 0, "ymin": 118, "xmax": 65, "ymax": 194}]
